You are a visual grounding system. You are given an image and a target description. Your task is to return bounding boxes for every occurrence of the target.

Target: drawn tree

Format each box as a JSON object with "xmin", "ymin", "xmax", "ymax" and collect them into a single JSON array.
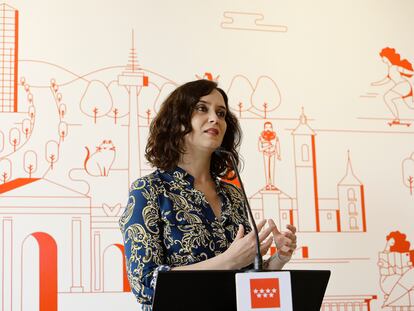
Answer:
[
  {"xmin": 27, "ymin": 92, "xmax": 33, "ymax": 104},
  {"xmin": 227, "ymin": 75, "xmax": 253, "ymax": 118},
  {"xmin": 58, "ymin": 122, "xmax": 68, "ymax": 141},
  {"xmin": 59, "ymin": 104, "xmax": 67, "ymax": 118},
  {"xmin": 0, "ymin": 158, "xmax": 12, "ymax": 183},
  {"xmin": 24, "ymin": 151, "xmax": 37, "ymax": 178},
  {"xmin": 22, "ymin": 119, "xmax": 31, "ymax": 139},
  {"xmin": 0, "ymin": 130, "xmax": 4, "ymax": 153},
  {"xmin": 45, "ymin": 141, "xmax": 59, "ymax": 170},
  {"xmin": 402, "ymin": 153, "xmax": 414, "ymax": 195},
  {"xmin": 153, "ymin": 82, "xmax": 177, "ymax": 113},
  {"xmin": 108, "ymin": 81, "xmax": 129, "ymax": 122},
  {"xmin": 251, "ymin": 76, "xmax": 281, "ymax": 118},
  {"xmin": 9, "ymin": 128, "xmax": 20, "ymax": 152},
  {"xmin": 52, "ymin": 83, "xmax": 59, "ymax": 93},
  {"xmin": 80, "ymin": 80, "xmax": 113, "ymax": 124},
  {"xmin": 146, "ymin": 109, "xmax": 151, "ymax": 125},
  {"xmin": 28, "ymin": 105, "xmax": 36, "ymax": 120},
  {"xmin": 408, "ymin": 177, "xmax": 414, "ymax": 195},
  {"xmin": 93, "ymin": 107, "xmax": 98, "ymax": 123},
  {"xmin": 113, "ymin": 108, "xmax": 119, "ymax": 124}
]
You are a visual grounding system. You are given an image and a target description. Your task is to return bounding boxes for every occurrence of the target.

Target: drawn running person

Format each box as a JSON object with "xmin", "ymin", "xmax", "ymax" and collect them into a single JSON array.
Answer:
[
  {"xmin": 258, "ymin": 121, "xmax": 281, "ymax": 190},
  {"xmin": 371, "ymin": 47, "xmax": 414, "ymax": 126}
]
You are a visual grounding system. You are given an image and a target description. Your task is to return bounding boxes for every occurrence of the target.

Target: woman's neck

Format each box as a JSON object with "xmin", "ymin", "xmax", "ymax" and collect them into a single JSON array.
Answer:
[{"xmin": 178, "ymin": 151, "xmax": 212, "ymax": 183}]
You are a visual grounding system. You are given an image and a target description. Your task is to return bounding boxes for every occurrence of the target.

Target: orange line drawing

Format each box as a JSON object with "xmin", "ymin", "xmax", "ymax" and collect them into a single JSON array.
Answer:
[
  {"xmin": 258, "ymin": 121, "xmax": 281, "ymax": 190},
  {"xmin": 311, "ymin": 134, "xmax": 321, "ymax": 232},
  {"xmin": 402, "ymin": 152, "xmax": 414, "ymax": 196},
  {"xmin": 220, "ymin": 11, "xmax": 287, "ymax": 33},
  {"xmin": 80, "ymin": 80, "xmax": 114, "ymax": 123},
  {"xmin": 113, "ymin": 244, "xmax": 131, "ymax": 292},
  {"xmin": 19, "ymin": 59, "xmax": 175, "ymax": 90},
  {"xmin": 102, "ymin": 203, "xmax": 121, "ymax": 217},
  {"xmin": 227, "ymin": 74, "xmax": 282, "ymax": 119},
  {"xmin": 0, "ymin": 79, "xmax": 37, "ymax": 158},
  {"xmin": 250, "ymin": 109, "xmax": 366, "ymax": 234},
  {"xmin": 117, "ymin": 30, "xmax": 149, "ymax": 186},
  {"xmin": 378, "ymin": 231, "xmax": 414, "ymax": 309},
  {"xmin": 0, "ymin": 4, "xmax": 18, "ymax": 113},
  {"xmin": 84, "ymin": 140, "xmax": 116, "ymax": 177},
  {"xmin": 195, "ymin": 72, "xmax": 220, "ymax": 82},
  {"xmin": 0, "ymin": 157, "xmax": 12, "ymax": 183},
  {"xmin": 321, "ymin": 295, "xmax": 377, "ymax": 311},
  {"xmin": 14, "ymin": 8, "xmax": 18, "ymax": 112},
  {"xmin": 0, "ymin": 177, "xmax": 38, "ymax": 193},
  {"xmin": 21, "ymin": 232, "xmax": 58, "ymax": 311},
  {"xmin": 1, "ymin": 2, "xmax": 409, "ymax": 309},
  {"xmin": 371, "ymin": 47, "xmax": 414, "ymax": 126}
]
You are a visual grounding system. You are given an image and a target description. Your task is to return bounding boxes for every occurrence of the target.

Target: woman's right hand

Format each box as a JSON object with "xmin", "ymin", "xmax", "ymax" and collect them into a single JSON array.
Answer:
[{"xmin": 221, "ymin": 220, "xmax": 274, "ymax": 269}]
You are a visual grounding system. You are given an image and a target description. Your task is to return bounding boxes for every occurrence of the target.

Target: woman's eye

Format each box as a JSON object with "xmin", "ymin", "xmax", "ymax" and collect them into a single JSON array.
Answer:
[
  {"xmin": 196, "ymin": 105, "xmax": 207, "ymax": 112},
  {"xmin": 217, "ymin": 111, "xmax": 226, "ymax": 118}
]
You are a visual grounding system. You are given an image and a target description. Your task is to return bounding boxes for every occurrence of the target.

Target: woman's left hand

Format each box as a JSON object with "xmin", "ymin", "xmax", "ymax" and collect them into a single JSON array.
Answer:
[{"xmin": 268, "ymin": 219, "xmax": 297, "ymax": 262}]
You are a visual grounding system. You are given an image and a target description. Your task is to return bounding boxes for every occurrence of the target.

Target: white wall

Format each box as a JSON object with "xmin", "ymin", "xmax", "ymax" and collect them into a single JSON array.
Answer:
[{"xmin": 1, "ymin": 1, "xmax": 414, "ymax": 310}]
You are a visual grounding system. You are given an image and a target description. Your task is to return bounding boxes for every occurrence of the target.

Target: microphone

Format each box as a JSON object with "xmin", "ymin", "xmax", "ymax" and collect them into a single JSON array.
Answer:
[{"xmin": 214, "ymin": 147, "xmax": 263, "ymax": 271}]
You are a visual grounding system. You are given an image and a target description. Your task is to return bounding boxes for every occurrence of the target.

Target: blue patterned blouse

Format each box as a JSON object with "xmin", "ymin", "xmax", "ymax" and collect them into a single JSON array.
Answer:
[{"xmin": 119, "ymin": 167, "xmax": 251, "ymax": 309}]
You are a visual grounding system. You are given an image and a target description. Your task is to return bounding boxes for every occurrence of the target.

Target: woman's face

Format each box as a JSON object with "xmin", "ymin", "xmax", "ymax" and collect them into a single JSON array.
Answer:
[{"xmin": 183, "ymin": 89, "xmax": 227, "ymax": 154}]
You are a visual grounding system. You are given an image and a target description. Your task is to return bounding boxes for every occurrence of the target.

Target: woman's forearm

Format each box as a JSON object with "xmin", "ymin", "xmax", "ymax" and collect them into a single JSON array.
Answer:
[{"xmin": 171, "ymin": 253, "xmax": 237, "ymax": 271}]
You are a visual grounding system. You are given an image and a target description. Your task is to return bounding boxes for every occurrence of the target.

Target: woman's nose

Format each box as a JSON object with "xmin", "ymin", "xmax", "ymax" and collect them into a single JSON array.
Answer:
[{"xmin": 209, "ymin": 112, "xmax": 219, "ymax": 123}]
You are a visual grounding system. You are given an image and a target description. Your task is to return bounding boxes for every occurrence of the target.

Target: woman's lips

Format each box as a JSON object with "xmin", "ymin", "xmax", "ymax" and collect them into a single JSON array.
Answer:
[{"xmin": 204, "ymin": 128, "xmax": 219, "ymax": 135}]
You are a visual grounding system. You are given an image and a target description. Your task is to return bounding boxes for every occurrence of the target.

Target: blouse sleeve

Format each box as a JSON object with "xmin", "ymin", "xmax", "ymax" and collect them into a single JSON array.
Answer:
[{"xmin": 119, "ymin": 177, "xmax": 168, "ymax": 306}]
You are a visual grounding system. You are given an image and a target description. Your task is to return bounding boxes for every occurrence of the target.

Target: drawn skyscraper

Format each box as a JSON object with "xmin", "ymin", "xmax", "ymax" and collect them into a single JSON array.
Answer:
[{"xmin": 0, "ymin": 3, "xmax": 18, "ymax": 112}]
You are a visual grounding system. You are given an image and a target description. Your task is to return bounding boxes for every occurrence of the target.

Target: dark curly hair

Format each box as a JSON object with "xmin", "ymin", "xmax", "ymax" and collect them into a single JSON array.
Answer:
[{"xmin": 145, "ymin": 79, "xmax": 242, "ymax": 179}]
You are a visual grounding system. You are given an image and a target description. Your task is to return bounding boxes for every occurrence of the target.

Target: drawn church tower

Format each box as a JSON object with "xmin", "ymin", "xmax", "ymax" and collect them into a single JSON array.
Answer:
[
  {"xmin": 337, "ymin": 152, "xmax": 366, "ymax": 232},
  {"xmin": 292, "ymin": 109, "xmax": 320, "ymax": 232}
]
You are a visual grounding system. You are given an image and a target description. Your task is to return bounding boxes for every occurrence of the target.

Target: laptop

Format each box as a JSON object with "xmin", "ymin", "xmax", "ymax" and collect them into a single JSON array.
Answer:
[{"xmin": 152, "ymin": 269, "xmax": 330, "ymax": 311}]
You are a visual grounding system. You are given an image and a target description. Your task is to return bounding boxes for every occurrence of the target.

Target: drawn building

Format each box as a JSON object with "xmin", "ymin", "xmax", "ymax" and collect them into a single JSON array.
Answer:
[
  {"xmin": 321, "ymin": 295, "xmax": 377, "ymax": 311},
  {"xmin": 0, "ymin": 178, "xmax": 128, "ymax": 311},
  {"xmin": 250, "ymin": 109, "xmax": 366, "ymax": 233},
  {"xmin": 337, "ymin": 154, "xmax": 367, "ymax": 232},
  {"xmin": 0, "ymin": 3, "xmax": 18, "ymax": 112},
  {"xmin": 292, "ymin": 108, "xmax": 319, "ymax": 231}
]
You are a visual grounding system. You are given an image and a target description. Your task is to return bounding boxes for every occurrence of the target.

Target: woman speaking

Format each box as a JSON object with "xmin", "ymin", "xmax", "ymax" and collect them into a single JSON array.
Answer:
[{"xmin": 119, "ymin": 79, "xmax": 297, "ymax": 310}]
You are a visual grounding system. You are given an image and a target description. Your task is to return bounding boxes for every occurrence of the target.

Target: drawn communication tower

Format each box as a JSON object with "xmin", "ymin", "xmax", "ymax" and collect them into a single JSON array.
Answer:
[{"xmin": 0, "ymin": 3, "xmax": 18, "ymax": 112}]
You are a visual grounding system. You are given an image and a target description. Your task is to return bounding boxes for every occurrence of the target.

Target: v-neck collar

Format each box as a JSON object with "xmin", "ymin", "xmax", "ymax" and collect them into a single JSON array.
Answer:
[{"xmin": 161, "ymin": 166, "xmax": 229, "ymax": 224}]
